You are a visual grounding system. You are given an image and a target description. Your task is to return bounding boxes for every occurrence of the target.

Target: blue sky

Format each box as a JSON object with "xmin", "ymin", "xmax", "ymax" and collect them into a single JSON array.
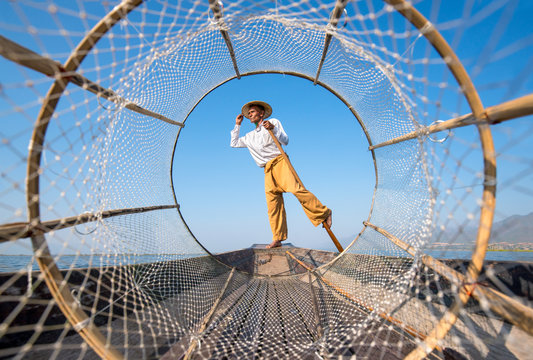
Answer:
[
  {"xmin": 173, "ymin": 74, "xmax": 374, "ymax": 253},
  {"xmin": 0, "ymin": 0, "xmax": 532, "ymax": 257}
]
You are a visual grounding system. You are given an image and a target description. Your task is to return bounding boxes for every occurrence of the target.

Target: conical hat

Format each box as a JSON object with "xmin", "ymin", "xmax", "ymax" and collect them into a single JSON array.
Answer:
[{"xmin": 241, "ymin": 100, "xmax": 272, "ymax": 119}]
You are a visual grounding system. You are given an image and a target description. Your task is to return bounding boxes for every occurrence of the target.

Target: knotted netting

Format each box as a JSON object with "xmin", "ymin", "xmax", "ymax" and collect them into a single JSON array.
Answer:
[{"xmin": 1, "ymin": 0, "xmax": 532, "ymax": 359}]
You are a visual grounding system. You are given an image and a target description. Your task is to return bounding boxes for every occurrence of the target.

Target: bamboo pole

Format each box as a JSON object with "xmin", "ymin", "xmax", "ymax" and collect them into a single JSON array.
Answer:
[
  {"xmin": 183, "ymin": 268, "xmax": 236, "ymax": 359},
  {"xmin": 323, "ymin": 222, "xmax": 343, "ymax": 253},
  {"xmin": 0, "ymin": 35, "xmax": 183, "ymax": 127},
  {"xmin": 364, "ymin": 221, "xmax": 533, "ymax": 337},
  {"xmin": 0, "ymin": 205, "xmax": 179, "ymax": 242},
  {"xmin": 369, "ymin": 93, "xmax": 533, "ymax": 150},
  {"xmin": 266, "ymin": 128, "xmax": 344, "ymax": 252}
]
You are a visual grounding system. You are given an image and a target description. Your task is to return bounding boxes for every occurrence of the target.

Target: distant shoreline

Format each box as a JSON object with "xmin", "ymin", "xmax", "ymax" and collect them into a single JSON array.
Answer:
[{"xmin": 487, "ymin": 249, "xmax": 533, "ymax": 252}]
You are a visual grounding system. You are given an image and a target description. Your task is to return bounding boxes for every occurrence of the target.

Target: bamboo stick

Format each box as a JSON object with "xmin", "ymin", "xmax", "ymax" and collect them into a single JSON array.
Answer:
[
  {"xmin": 364, "ymin": 221, "xmax": 533, "ymax": 337},
  {"xmin": 266, "ymin": 129, "xmax": 344, "ymax": 252},
  {"xmin": 369, "ymin": 93, "xmax": 533, "ymax": 150},
  {"xmin": 307, "ymin": 271, "xmax": 324, "ymax": 339},
  {"xmin": 0, "ymin": 204, "xmax": 179, "ymax": 242},
  {"xmin": 183, "ymin": 268, "xmax": 236, "ymax": 359},
  {"xmin": 0, "ymin": 35, "xmax": 184, "ymax": 127},
  {"xmin": 323, "ymin": 222, "xmax": 344, "ymax": 253},
  {"xmin": 485, "ymin": 93, "xmax": 533, "ymax": 124}
]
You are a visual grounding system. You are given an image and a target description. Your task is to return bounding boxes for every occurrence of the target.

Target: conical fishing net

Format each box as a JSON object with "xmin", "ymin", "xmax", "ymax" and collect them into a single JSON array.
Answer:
[{"xmin": 0, "ymin": 0, "xmax": 532, "ymax": 359}]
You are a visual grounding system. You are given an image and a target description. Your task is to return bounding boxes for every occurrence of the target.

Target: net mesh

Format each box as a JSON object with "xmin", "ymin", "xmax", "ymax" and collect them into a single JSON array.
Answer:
[{"xmin": 1, "ymin": 0, "xmax": 532, "ymax": 359}]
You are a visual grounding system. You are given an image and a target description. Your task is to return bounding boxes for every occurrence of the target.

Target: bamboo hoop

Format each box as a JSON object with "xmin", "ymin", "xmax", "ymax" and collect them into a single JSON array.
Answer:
[
  {"xmin": 384, "ymin": 0, "xmax": 497, "ymax": 358},
  {"xmin": 25, "ymin": 1, "xmax": 143, "ymax": 358}
]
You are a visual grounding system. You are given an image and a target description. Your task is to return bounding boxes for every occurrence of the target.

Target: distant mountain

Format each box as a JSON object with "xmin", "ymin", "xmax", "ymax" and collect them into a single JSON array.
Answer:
[
  {"xmin": 429, "ymin": 212, "xmax": 533, "ymax": 247},
  {"xmin": 490, "ymin": 212, "xmax": 533, "ymax": 244},
  {"xmin": 350, "ymin": 213, "xmax": 533, "ymax": 248}
]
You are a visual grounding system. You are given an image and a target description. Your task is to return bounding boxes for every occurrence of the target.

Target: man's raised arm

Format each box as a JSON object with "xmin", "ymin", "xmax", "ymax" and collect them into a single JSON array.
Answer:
[{"xmin": 230, "ymin": 114, "xmax": 247, "ymax": 148}]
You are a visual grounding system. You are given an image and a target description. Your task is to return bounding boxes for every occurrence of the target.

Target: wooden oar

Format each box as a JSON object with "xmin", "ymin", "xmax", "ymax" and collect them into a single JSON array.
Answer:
[{"xmin": 266, "ymin": 127, "xmax": 344, "ymax": 252}]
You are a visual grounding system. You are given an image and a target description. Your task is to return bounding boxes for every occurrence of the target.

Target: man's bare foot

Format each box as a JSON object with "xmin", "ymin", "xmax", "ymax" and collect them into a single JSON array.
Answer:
[
  {"xmin": 325, "ymin": 210, "xmax": 332, "ymax": 228},
  {"xmin": 266, "ymin": 240, "xmax": 282, "ymax": 249}
]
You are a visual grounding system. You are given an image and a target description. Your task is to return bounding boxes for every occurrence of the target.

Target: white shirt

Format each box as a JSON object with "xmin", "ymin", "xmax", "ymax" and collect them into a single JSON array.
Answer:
[{"xmin": 230, "ymin": 118, "xmax": 289, "ymax": 167}]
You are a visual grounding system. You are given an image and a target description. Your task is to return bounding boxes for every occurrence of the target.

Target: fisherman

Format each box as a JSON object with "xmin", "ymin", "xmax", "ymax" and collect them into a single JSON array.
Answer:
[{"xmin": 230, "ymin": 100, "xmax": 332, "ymax": 249}]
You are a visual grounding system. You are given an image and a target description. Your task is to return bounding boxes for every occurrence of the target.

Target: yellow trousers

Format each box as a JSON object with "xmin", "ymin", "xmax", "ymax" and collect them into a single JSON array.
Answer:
[{"xmin": 264, "ymin": 155, "xmax": 330, "ymax": 241}]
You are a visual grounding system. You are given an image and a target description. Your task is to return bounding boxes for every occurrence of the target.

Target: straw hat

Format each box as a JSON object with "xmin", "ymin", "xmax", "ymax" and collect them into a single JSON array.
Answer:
[{"xmin": 241, "ymin": 100, "xmax": 272, "ymax": 119}]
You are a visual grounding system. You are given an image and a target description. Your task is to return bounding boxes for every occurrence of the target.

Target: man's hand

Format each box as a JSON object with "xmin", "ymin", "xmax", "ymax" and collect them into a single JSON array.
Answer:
[
  {"xmin": 236, "ymin": 114, "xmax": 244, "ymax": 125},
  {"xmin": 262, "ymin": 120, "xmax": 274, "ymax": 130}
]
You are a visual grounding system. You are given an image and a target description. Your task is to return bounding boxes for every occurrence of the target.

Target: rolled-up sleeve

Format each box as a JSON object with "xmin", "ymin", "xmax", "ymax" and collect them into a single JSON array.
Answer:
[{"xmin": 272, "ymin": 119, "xmax": 289, "ymax": 145}]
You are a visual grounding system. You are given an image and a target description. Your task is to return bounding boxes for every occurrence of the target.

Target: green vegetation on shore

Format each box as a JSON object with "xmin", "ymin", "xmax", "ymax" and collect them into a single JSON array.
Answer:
[{"xmin": 487, "ymin": 249, "xmax": 533, "ymax": 252}]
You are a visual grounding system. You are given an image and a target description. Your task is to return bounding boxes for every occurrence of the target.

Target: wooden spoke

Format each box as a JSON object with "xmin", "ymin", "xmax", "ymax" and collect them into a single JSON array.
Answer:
[
  {"xmin": 369, "ymin": 93, "xmax": 533, "ymax": 151},
  {"xmin": 0, "ymin": 35, "xmax": 184, "ymax": 127},
  {"xmin": 208, "ymin": 0, "xmax": 241, "ymax": 78},
  {"xmin": 0, "ymin": 205, "xmax": 179, "ymax": 242},
  {"xmin": 314, "ymin": 0, "xmax": 349, "ymax": 84},
  {"xmin": 307, "ymin": 271, "xmax": 324, "ymax": 339}
]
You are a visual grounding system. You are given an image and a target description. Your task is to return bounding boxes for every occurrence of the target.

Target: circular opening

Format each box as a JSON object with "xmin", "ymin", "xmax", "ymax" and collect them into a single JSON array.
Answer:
[
  {"xmin": 173, "ymin": 74, "xmax": 375, "ymax": 253},
  {"xmin": 172, "ymin": 73, "xmax": 375, "ymax": 255}
]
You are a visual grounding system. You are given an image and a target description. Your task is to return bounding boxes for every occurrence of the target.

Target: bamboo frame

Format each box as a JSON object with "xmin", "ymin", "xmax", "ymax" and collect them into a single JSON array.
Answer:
[
  {"xmin": 0, "ymin": 205, "xmax": 178, "ymax": 242},
  {"xmin": 208, "ymin": 0, "xmax": 241, "ymax": 78},
  {"xmin": 364, "ymin": 221, "xmax": 533, "ymax": 337},
  {"xmin": 314, "ymin": 0, "xmax": 349, "ymax": 84},
  {"xmin": 384, "ymin": 0, "xmax": 497, "ymax": 357},
  {"xmin": 183, "ymin": 268, "xmax": 236, "ymax": 359},
  {"xmin": 369, "ymin": 93, "xmax": 533, "ymax": 150},
  {"xmin": 0, "ymin": 35, "xmax": 183, "ymax": 128}
]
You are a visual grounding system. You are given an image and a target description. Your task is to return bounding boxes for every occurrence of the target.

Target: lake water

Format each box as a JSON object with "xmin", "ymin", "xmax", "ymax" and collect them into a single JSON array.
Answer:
[
  {"xmin": 0, "ymin": 254, "xmax": 205, "ymax": 273},
  {"xmin": 425, "ymin": 249, "xmax": 533, "ymax": 262},
  {"xmin": 0, "ymin": 250, "xmax": 531, "ymax": 273}
]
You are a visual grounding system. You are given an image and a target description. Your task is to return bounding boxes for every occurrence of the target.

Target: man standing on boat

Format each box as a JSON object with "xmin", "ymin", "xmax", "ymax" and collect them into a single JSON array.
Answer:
[{"xmin": 230, "ymin": 100, "xmax": 332, "ymax": 249}]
